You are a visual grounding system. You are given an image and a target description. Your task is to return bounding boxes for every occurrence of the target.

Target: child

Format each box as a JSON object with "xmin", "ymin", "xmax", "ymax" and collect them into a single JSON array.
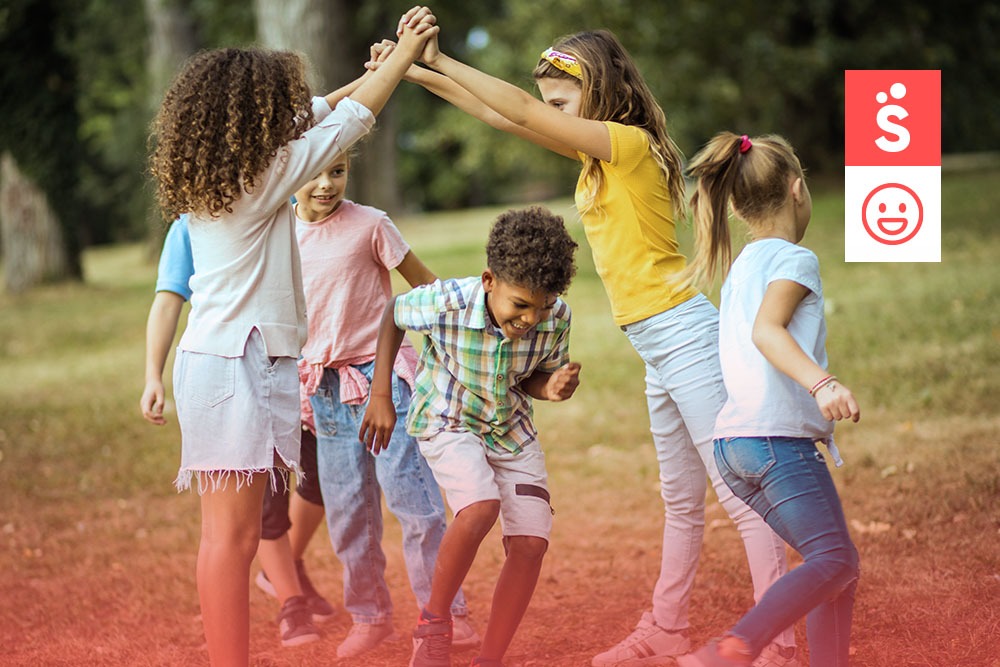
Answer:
[
  {"xmin": 146, "ymin": 10, "xmax": 437, "ymax": 664},
  {"xmin": 359, "ymin": 206, "xmax": 581, "ymax": 667},
  {"xmin": 378, "ymin": 14, "xmax": 797, "ymax": 666},
  {"xmin": 139, "ymin": 215, "xmax": 333, "ymax": 648},
  {"xmin": 677, "ymin": 132, "xmax": 860, "ymax": 667},
  {"xmin": 293, "ymin": 154, "xmax": 479, "ymax": 658}
]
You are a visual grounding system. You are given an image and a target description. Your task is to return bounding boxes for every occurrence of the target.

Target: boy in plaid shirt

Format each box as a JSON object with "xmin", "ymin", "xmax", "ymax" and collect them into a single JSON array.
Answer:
[{"xmin": 360, "ymin": 206, "xmax": 581, "ymax": 667}]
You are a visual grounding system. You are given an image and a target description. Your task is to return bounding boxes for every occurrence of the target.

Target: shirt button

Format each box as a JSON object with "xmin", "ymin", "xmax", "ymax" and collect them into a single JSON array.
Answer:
[
  {"xmin": 498, "ymin": 400, "xmax": 505, "ymax": 407},
  {"xmin": 497, "ymin": 374, "xmax": 504, "ymax": 380}
]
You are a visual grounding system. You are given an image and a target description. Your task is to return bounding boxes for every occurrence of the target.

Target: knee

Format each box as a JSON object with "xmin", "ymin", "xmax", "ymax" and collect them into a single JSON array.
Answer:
[
  {"xmin": 454, "ymin": 500, "xmax": 501, "ymax": 539},
  {"xmin": 504, "ymin": 535, "xmax": 549, "ymax": 562},
  {"xmin": 813, "ymin": 541, "xmax": 860, "ymax": 590}
]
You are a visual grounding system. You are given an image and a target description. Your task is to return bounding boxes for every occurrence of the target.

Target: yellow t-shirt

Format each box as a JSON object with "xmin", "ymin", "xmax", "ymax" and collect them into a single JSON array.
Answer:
[{"xmin": 575, "ymin": 122, "xmax": 697, "ymax": 326}]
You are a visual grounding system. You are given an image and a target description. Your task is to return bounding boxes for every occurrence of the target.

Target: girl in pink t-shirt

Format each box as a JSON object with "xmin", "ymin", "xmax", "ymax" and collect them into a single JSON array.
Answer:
[{"xmin": 293, "ymin": 156, "xmax": 479, "ymax": 659}]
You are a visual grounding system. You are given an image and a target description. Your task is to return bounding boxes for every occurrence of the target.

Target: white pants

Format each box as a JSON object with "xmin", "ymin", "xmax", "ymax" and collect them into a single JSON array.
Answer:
[{"xmin": 623, "ymin": 294, "xmax": 794, "ymax": 647}]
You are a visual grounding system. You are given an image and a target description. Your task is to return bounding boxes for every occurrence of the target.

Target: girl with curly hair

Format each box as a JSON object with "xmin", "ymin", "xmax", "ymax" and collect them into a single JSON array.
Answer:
[{"xmin": 146, "ymin": 8, "xmax": 437, "ymax": 665}]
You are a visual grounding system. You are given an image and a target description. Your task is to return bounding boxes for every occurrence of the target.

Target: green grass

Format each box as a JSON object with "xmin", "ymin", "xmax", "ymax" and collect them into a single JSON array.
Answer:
[{"xmin": 1, "ymin": 171, "xmax": 999, "ymax": 666}]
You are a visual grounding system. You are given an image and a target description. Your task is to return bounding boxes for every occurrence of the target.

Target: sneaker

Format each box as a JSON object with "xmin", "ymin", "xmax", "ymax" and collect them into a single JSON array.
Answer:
[
  {"xmin": 752, "ymin": 644, "xmax": 799, "ymax": 667},
  {"xmin": 294, "ymin": 560, "xmax": 336, "ymax": 622},
  {"xmin": 276, "ymin": 595, "xmax": 321, "ymax": 647},
  {"xmin": 592, "ymin": 611, "xmax": 691, "ymax": 666},
  {"xmin": 256, "ymin": 565, "xmax": 336, "ymax": 623},
  {"xmin": 452, "ymin": 614, "xmax": 482, "ymax": 651},
  {"xmin": 410, "ymin": 616, "xmax": 453, "ymax": 667},
  {"xmin": 337, "ymin": 622, "xmax": 398, "ymax": 659}
]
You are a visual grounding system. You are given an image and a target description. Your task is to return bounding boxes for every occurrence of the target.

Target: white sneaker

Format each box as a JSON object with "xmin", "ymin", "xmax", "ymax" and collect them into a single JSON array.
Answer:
[
  {"xmin": 592, "ymin": 612, "xmax": 691, "ymax": 666},
  {"xmin": 336, "ymin": 621, "xmax": 399, "ymax": 658},
  {"xmin": 451, "ymin": 614, "xmax": 481, "ymax": 650},
  {"xmin": 752, "ymin": 643, "xmax": 800, "ymax": 667}
]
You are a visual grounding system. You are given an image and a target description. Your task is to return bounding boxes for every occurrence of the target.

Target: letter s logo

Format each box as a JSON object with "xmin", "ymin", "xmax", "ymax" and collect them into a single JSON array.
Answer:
[{"xmin": 876, "ymin": 104, "xmax": 910, "ymax": 153}]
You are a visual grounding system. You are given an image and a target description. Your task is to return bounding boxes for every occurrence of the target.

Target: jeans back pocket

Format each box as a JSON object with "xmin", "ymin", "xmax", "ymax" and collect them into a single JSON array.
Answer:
[{"xmin": 717, "ymin": 437, "xmax": 776, "ymax": 481}]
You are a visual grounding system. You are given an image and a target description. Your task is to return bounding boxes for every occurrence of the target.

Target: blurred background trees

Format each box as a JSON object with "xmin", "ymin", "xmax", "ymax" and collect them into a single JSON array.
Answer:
[{"xmin": 1, "ymin": 0, "xmax": 997, "ymax": 291}]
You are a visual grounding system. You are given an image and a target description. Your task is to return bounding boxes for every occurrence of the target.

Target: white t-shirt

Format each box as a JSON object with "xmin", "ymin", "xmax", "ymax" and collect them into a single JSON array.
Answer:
[
  {"xmin": 179, "ymin": 97, "xmax": 375, "ymax": 358},
  {"xmin": 715, "ymin": 238, "xmax": 833, "ymax": 440}
]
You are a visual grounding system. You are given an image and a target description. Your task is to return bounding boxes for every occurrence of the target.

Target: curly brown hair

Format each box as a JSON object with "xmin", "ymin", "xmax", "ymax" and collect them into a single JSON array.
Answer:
[
  {"xmin": 486, "ymin": 206, "xmax": 578, "ymax": 295},
  {"xmin": 148, "ymin": 47, "xmax": 314, "ymax": 220}
]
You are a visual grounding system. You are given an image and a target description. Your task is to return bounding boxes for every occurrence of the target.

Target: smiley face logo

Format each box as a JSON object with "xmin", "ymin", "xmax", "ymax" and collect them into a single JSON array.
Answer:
[{"xmin": 861, "ymin": 183, "xmax": 923, "ymax": 245}]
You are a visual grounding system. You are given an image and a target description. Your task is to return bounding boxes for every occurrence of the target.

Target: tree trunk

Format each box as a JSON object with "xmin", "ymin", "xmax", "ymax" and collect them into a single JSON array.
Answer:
[
  {"xmin": 253, "ymin": 0, "xmax": 401, "ymax": 213},
  {"xmin": 144, "ymin": 0, "xmax": 200, "ymax": 251},
  {"xmin": 144, "ymin": 0, "xmax": 200, "ymax": 102},
  {"xmin": 0, "ymin": 153, "xmax": 71, "ymax": 294}
]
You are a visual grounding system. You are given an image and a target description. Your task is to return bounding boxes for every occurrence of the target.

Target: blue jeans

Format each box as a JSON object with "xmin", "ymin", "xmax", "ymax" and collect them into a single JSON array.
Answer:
[
  {"xmin": 311, "ymin": 361, "xmax": 468, "ymax": 624},
  {"xmin": 622, "ymin": 295, "xmax": 791, "ymax": 645},
  {"xmin": 715, "ymin": 437, "xmax": 859, "ymax": 666}
]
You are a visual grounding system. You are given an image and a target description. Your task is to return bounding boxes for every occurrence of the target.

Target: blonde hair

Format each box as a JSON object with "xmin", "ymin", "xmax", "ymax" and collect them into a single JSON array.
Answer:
[
  {"xmin": 532, "ymin": 30, "xmax": 686, "ymax": 220},
  {"xmin": 148, "ymin": 47, "xmax": 314, "ymax": 220},
  {"xmin": 683, "ymin": 132, "xmax": 804, "ymax": 288}
]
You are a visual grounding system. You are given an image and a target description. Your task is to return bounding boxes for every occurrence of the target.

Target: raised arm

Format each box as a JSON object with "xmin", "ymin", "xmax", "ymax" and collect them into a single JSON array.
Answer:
[
  {"xmin": 358, "ymin": 297, "xmax": 408, "ymax": 453},
  {"xmin": 752, "ymin": 280, "xmax": 860, "ymax": 423},
  {"xmin": 344, "ymin": 7, "xmax": 438, "ymax": 117},
  {"xmin": 397, "ymin": 8, "xmax": 612, "ymax": 161},
  {"xmin": 407, "ymin": 64, "xmax": 579, "ymax": 159}
]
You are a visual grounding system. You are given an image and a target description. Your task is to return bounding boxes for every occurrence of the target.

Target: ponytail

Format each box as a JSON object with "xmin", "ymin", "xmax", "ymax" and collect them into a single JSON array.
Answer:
[{"xmin": 682, "ymin": 132, "xmax": 802, "ymax": 290}]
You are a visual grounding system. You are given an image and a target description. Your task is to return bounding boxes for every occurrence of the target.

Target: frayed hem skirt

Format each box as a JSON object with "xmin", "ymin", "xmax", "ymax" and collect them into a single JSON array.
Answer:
[{"xmin": 173, "ymin": 329, "xmax": 301, "ymax": 494}]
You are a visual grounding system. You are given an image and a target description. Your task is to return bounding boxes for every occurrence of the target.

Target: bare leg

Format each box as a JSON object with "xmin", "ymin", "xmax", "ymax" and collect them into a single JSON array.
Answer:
[
  {"xmin": 256, "ymin": 534, "xmax": 303, "ymax": 603},
  {"xmin": 197, "ymin": 472, "xmax": 268, "ymax": 667},
  {"xmin": 425, "ymin": 500, "xmax": 500, "ymax": 617},
  {"xmin": 478, "ymin": 535, "xmax": 548, "ymax": 661},
  {"xmin": 287, "ymin": 494, "xmax": 325, "ymax": 561}
]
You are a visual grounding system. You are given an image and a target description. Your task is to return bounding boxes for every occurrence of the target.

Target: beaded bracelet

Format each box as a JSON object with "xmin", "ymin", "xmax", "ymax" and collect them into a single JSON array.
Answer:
[{"xmin": 809, "ymin": 375, "xmax": 838, "ymax": 396}]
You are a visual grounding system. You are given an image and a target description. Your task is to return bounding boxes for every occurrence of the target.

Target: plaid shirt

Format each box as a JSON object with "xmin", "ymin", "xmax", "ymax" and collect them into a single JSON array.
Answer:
[{"xmin": 394, "ymin": 277, "xmax": 572, "ymax": 454}]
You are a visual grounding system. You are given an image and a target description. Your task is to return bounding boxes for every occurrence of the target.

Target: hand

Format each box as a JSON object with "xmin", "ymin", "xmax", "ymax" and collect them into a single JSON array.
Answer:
[
  {"xmin": 814, "ymin": 380, "xmax": 861, "ymax": 423},
  {"xmin": 366, "ymin": 39, "xmax": 395, "ymax": 70},
  {"xmin": 359, "ymin": 394, "xmax": 397, "ymax": 455},
  {"xmin": 545, "ymin": 362, "xmax": 581, "ymax": 401},
  {"xmin": 396, "ymin": 6, "xmax": 438, "ymax": 58},
  {"xmin": 418, "ymin": 21, "xmax": 440, "ymax": 67},
  {"xmin": 140, "ymin": 380, "xmax": 167, "ymax": 425}
]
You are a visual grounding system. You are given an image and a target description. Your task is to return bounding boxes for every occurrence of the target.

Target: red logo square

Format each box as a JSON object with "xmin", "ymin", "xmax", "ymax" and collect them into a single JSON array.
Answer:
[{"xmin": 845, "ymin": 70, "xmax": 940, "ymax": 167}]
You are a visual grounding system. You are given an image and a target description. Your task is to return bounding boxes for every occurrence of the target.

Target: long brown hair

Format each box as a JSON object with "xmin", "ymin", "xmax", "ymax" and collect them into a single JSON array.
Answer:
[
  {"xmin": 684, "ymin": 132, "xmax": 803, "ymax": 288},
  {"xmin": 148, "ymin": 47, "xmax": 314, "ymax": 220},
  {"xmin": 533, "ymin": 30, "xmax": 686, "ymax": 219}
]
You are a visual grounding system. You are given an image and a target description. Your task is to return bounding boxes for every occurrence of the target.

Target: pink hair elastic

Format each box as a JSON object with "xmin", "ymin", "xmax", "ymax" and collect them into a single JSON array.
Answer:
[{"xmin": 739, "ymin": 134, "xmax": 753, "ymax": 154}]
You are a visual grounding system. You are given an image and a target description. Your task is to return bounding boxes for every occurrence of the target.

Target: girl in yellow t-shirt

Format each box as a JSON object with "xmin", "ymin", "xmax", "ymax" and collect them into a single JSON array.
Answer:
[{"xmin": 374, "ymin": 11, "xmax": 799, "ymax": 667}]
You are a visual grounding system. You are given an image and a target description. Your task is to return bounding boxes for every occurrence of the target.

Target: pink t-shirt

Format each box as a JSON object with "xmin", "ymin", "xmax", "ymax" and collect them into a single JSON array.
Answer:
[{"xmin": 296, "ymin": 199, "xmax": 418, "ymax": 428}]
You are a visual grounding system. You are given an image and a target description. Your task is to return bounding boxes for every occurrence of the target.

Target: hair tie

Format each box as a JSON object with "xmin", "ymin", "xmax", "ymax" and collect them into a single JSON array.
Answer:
[
  {"xmin": 541, "ymin": 48, "xmax": 583, "ymax": 79},
  {"xmin": 739, "ymin": 134, "xmax": 753, "ymax": 154}
]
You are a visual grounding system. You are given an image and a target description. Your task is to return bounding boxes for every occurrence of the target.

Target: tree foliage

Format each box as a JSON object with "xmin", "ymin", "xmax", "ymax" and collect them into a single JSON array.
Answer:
[{"xmin": 2, "ymin": 0, "xmax": 997, "ymax": 257}]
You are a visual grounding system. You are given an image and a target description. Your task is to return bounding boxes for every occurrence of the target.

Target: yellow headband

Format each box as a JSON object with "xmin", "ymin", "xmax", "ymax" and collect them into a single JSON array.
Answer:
[{"xmin": 541, "ymin": 48, "xmax": 583, "ymax": 79}]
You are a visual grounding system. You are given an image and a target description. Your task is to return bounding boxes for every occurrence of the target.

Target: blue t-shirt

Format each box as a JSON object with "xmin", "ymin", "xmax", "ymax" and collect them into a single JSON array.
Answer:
[{"xmin": 155, "ymin": 215, "xmax": 194, "ymax": 301}]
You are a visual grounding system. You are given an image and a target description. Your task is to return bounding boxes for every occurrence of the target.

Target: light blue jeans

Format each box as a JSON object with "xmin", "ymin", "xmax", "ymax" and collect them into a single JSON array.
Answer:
[
  {"xmin": 311, "ymin": 362, "xmax": 468, "ymax": 624},
  {"xmin": 622, "ymin": 295, "xmax": 792, "ymax": 646},
  {"xmin": 715, "ymin": 436, "xmax": 859, "ymax": 666}
]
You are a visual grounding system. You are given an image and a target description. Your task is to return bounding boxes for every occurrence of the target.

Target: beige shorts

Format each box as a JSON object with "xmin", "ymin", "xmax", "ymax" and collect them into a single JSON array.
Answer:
[{"xmin": 418, "ymin": 430, "xmax": 553, "ymax": 540}]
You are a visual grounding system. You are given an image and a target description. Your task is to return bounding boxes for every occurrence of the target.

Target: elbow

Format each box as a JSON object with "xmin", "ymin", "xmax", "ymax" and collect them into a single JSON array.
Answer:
[{"xmin": 750, "ymin": 325, "xmax": 770, "ymax": 355}]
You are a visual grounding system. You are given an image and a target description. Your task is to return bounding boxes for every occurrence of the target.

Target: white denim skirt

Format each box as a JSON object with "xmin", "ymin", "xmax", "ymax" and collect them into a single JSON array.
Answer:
[{"xmin": 172, "ymin": 328, "xmax": 301, "ymax": 493}]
